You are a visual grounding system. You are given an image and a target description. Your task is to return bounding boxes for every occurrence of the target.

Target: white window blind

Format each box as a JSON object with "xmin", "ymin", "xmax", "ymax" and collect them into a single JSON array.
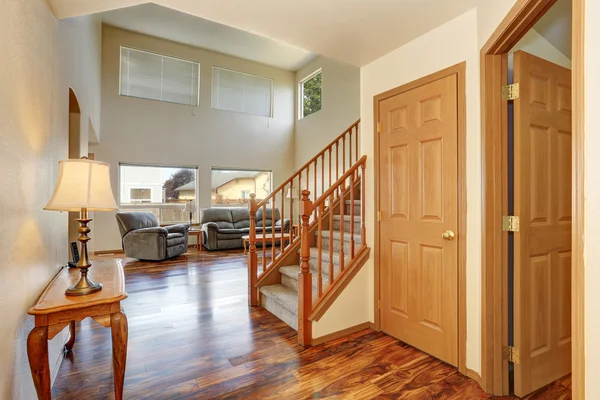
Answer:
[
  {"xmin": 212, "ymin": 67, "xmax": 273, "ymax": 117},
  {"xmin": 120, "ymin": 47, "xmax": 199, "ymax": 106}
]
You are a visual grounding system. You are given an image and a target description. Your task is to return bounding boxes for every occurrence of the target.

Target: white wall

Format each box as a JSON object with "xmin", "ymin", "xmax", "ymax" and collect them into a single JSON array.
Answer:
[
  {"xmin": 509, "ymin": 28, "xmax": 572, "ymax": 71},
  {"xmin": 0, "ymin": 1, "xmax": 102, "ymax": 398},
  {"xmin": 584, "ymin": 0, "xmax": 600, "ymax": 397},
  {"xmin": 360, "ymin": 9, "xmax": 482, "ymax": 372},
  {"xmin": 295, "ymin": 56, "xmax": 360, "ymax": 168},
  {"xmin": 91, "ymin": 26, "xmax": 296, "ymax": 251}
]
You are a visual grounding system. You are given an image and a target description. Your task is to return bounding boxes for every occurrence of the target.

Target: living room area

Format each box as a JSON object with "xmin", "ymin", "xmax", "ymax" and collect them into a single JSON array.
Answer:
[{"xmin": 88, "ymin": 4, "xmax": 361, "ymax": 257}]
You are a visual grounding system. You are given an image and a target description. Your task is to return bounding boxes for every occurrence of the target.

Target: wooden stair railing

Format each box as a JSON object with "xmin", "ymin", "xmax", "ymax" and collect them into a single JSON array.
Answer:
[
  {"xmin": 248, "ymin": 120, "xmax": 360, "ymax": 306},
  {"xmin": 298, "ymin": 156, "xmax": 367, "ymax": 345}
]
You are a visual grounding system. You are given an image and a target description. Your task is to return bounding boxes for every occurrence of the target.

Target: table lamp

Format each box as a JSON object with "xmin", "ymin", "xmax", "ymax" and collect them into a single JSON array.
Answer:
[
  {"xmin": 184, "ymin": 200, "xmax": 196, "ymax": 226},
  {"xmin": 44, "ymin": 158, "xmax": 118, "ymax": 296}
]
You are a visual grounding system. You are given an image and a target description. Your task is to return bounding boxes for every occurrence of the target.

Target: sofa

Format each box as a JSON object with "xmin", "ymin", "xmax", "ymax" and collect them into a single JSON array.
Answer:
[
  {"xmin": 200, "ymin": 208, "xmax": 290, "ymax": 250},
  {"xmin": 116, "ymin": 211, "xmax": 190, "ymax": 260}
]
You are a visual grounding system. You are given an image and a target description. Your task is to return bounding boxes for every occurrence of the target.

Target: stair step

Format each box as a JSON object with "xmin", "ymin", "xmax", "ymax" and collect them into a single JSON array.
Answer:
[
  {"xmin": 345, "ymin": 200, "xmax": 362, "ymax": 204},
  {"xmin": 279, "ymin": 265, "xmax": 331, "ymax": 295},
  {"xmin": 333, "ymin": 215, "xmax": 361, "ymax": 221},
  {"xmin": 315, "ymin": 230, "xmax": 361, "ymax": 252},
  {"xmin": 316, "ymin": 230, "xmax": 361, "ymax": 242},
  {"xmin": 260, "ymin": 284, "xmax": 298, "ymax": 331},
  {"xmin": 332, "ymin": 215, "xmax": 361, "ymax": 233}
]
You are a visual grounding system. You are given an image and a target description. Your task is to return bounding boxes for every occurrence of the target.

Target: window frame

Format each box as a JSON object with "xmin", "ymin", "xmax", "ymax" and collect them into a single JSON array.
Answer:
[
  {"xmin": 299, "ymin": 68, "xmax": 322, "ymax": 120},
  {"xmin": 119, "ymin": 46, "xmax": 201, "ymax": 107},
  {"xmin": 211, "ymin": 66, "xmax": 274, "ymax": 118}
]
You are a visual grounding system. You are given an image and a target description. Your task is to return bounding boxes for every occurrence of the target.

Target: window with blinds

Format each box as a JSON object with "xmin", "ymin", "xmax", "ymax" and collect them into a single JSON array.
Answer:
[
  {"xmin": 120, "ymin": 47, "xmax": 200, "ymax": 106},
  {"xmin": 211, "ymin": 67, "xmax": 273, "ymax": 117}
]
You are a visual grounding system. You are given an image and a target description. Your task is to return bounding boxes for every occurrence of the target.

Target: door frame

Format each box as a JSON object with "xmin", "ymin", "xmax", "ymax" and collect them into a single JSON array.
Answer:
[
  {"xmin": 373, "ymin": 62, "xmax": 468, "ymax": 375},
  {"xmin": 480, "ymin": 0, "xmax": 585, "ymax": 397}
]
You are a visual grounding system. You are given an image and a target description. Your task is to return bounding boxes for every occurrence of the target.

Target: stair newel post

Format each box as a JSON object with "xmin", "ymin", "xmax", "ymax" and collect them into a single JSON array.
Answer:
[
  {"xmin": 248, "ymin": 194, "xmax": 259, "ymax": 306},
  {"xmin": 361, "ymin": 162, "xmax": 366, "ymax": 246},
  {"xmin": 298, "ymin": 190, "xmax": 313, "ymax": 346}
]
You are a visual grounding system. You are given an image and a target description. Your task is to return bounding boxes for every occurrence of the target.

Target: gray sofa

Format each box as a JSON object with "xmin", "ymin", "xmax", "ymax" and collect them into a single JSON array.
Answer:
[
  {"xmin": 116, "ymin": 212, "xmax": 190, "ymax": 261},
  {"xmin": 201, "ymin": 208, "xmax": 290, "ymax": 250}
]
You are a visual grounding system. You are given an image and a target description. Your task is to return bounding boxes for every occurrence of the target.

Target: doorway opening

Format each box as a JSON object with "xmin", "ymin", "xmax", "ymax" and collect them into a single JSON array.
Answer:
[
  {"xmin": 68, "ymin": 88, "xmax": 82, "ymax": 248},
  {"xmin": 480, "ymin": 0, "xmax": 584, "ymax": 397}
]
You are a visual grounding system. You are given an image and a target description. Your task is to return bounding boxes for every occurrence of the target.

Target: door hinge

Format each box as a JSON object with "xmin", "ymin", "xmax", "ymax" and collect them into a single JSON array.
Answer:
[
  {"xmin": 502, "ymin": 215, "xmax": 520, "ymax": 232},
  {"xmin": 503, "ymin": 346, "xmax": 520, "ymax": 364},
  {"xmin": 377, "ymin": 121, "xmax": 382, "ymax": 133},
  {"xmin": 502, "ymin": 83, "xmax": 520, "ymax": 100},
  {"xmin": 378, "ymin": 300, "xmax": 381, "ymax": 309},
  {"xmin": 377, "ymin": 210, "xmax": 382, "ymax": 222}
]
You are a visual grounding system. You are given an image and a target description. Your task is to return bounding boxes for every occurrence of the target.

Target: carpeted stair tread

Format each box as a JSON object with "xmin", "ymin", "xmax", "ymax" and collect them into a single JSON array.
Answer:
[{"xmin": 260, "ymin": 284, "xmax": 298, "ymax": 315}]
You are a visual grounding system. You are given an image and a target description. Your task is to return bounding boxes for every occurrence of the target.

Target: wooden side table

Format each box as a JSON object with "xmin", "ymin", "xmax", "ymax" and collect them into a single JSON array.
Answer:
[
  {"xmin": 188, "ymin": 229, "xmax": 203, "ymax": 251},
  {"xmin": 27, "ymin": 259, "xmax": 128, "ymax": 400}
]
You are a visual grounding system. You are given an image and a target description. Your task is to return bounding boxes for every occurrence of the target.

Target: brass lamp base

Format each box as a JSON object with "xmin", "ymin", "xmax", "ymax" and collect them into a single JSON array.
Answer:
[
  {"xmin": 65, "ymin": 208, "xmax": 103, "ymax": 296},
  {"xmin": 65, "ymin": 269, "xmax": 103, "ymax": 296}
]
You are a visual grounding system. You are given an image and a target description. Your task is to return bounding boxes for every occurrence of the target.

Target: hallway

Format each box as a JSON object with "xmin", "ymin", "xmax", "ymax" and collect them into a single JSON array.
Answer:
[{"xmin": 51, "ymin": 251, "xmax": 571, "ymax": 399}]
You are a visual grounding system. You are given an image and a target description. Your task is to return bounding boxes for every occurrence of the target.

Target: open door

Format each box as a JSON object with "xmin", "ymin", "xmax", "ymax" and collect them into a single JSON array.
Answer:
[{"xmin": 512, "ymin": 50, "xmax": 571, "ymax": 397}]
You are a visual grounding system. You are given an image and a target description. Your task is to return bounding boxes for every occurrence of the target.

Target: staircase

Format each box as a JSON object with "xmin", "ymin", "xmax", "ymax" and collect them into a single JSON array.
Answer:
[
  {"xmin": 247, "ymin": 120, "xmax": 370, "ymax": 345},
  {"xmin": 259, "ymin": 199, "xmax": 363, "ymax": 330}
]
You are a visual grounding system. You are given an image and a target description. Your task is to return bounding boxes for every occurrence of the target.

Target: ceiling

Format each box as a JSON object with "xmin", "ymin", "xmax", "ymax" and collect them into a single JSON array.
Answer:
[
  {"xmin": 533, "ymin": 0, "xmax": 572, "ymax": 58},
  {"xmin": 98, "ymin": 3, "xmax": 316, "ymax": 71},
  {"xmin": 50, "ymin": 0, "xmax": 479, "ymax": 67}
]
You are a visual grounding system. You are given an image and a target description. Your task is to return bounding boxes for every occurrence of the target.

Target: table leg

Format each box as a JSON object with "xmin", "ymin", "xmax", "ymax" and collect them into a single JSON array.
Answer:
[
  {"xmin": 244, "ymin": 239, "xmax": 247, "ymax": 255},
  {"xmin": 65, "ymin": 320, "xmax": 76, "ymax": 351},
  {"xmin": 111, "ymin": 310, "xmax": 128, "ymax": 400},
  {"xmin": 27, "ymin": 326, "xmax": 50, "ymax": 400}
]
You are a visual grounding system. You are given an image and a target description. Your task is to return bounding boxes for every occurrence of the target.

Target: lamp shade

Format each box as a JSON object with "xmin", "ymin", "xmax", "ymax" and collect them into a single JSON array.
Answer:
[
  {"xmin": 184, "ymin": 200, "xmax": 197, "ymax": 212},
  {"xmin": 44, "ymin": 159, "xmax": 118, "ymax": 212}
]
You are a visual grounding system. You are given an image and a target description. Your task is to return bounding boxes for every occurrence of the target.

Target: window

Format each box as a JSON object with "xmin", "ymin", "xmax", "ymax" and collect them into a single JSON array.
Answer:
[
  {"xmin": 211, "ymin": 168, "xmax": 272, "ymax": 206},
  {"xmin": 119, "ymin": 163, "xmax": 198, "ymax": 224},
  {"xmin": 130, "ymin": 188, "xmax": 152, "ymax": 203},
  {"xmin": 212, "ymin": 67, "xmax": 273, "ymax": 117},
  {"xmin": 300, "ymin": 69, "xmax": 322, "ymax": 119},
  {"xmin": 120, "ymin": 47, "xmax": 200, "ymax": 106}
]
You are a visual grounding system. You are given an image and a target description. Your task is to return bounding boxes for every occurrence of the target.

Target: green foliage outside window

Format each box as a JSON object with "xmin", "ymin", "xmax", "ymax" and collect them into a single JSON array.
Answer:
[{"xmin": 302, "ymin": 72, "xmax": 322, "ymax": 118}]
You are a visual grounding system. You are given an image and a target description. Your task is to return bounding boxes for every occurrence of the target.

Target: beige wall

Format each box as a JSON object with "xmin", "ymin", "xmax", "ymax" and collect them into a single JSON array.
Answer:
[
  {"xmin": 585, "ymin": 0, "xmax": 600, "ymax": 397},
  {"xmin": 91, "ymin": 26, "xmax": 295, "ymax": 251},
  {"xmin": 360, "ymin": 8, "xmax": 482, "ymax": 372},
  {"xmin": 295, "ymin": 56, "xmax": 360, "ymax": 168},
  {"xmin": 0, "ymin": 1, "xmax": 102, "ymax": 398}
]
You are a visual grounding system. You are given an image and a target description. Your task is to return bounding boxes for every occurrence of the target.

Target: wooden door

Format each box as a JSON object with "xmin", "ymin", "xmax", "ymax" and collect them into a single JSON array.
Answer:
[
  {"xmin": 513, "ymin": 51, "xmax": 572, "ymax": 397},
  {"xmin": 378, "ymin": 73, "xmax": 459, "ymax": 365}
]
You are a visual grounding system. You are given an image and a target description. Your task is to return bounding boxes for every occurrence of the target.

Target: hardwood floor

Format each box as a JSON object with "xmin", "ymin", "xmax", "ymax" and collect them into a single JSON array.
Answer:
[{"xmin": 52, "ymin": 250, "xmax": 571, "ymax": 399}]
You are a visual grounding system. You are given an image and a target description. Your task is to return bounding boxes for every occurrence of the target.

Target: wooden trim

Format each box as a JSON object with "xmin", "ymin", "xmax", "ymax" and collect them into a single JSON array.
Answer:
[
  {"xmin": 373, "ymin": 62, "xmax": 468, "ymax": 374},
  {"xmin": 309, "ymin": 246, "xmax": 371, "ymax": 321},
  {"xmin": 310, "ymin": 322, "xmax": 371, "ymax": 346},
  {"xmin": 571, "ymin": 0, "xmax": 586, "ymax": 398},
  {"xmin": 480, "ymin": 0, "xmax": 585, "ymax": 396},
  {"xmin": 467, "ymin": 368, "xmax": 483, "ymax": 387},
  {"xmin": 94, "ymin": 249, "xmax": 125, "ymax": 256}
]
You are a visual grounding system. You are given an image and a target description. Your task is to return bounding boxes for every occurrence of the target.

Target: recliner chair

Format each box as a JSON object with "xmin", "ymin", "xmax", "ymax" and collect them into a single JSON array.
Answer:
[{"xmin": 115, "ymin": 211, "xmax": 189, "ymax": 260}]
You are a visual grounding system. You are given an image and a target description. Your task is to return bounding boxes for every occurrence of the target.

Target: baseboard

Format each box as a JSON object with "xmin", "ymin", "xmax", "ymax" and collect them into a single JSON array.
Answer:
[
  {"xmin": 369, "ymin": 321, "xmax": 379, "ymax": 331},
  {"xmin": 311, "ymin": 322, "xmax": 371, "ymax": 346},
  {"xmin": 466, "ymin": 368, "xmax": 483, "ymax": 387},
  {"xmin": 93, "ymin": 249, "xmax": 124, "ymax": 256},
  {"xmin": 50, "ymin": 328, "xmax": 70, "ymax": 387}
]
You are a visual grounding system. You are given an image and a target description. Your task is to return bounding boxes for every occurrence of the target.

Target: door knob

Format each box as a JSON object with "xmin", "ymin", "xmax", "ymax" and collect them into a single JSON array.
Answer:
[{"xmin": 442, "ymin": 230, "xmax": 455, "ymax": 241}]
